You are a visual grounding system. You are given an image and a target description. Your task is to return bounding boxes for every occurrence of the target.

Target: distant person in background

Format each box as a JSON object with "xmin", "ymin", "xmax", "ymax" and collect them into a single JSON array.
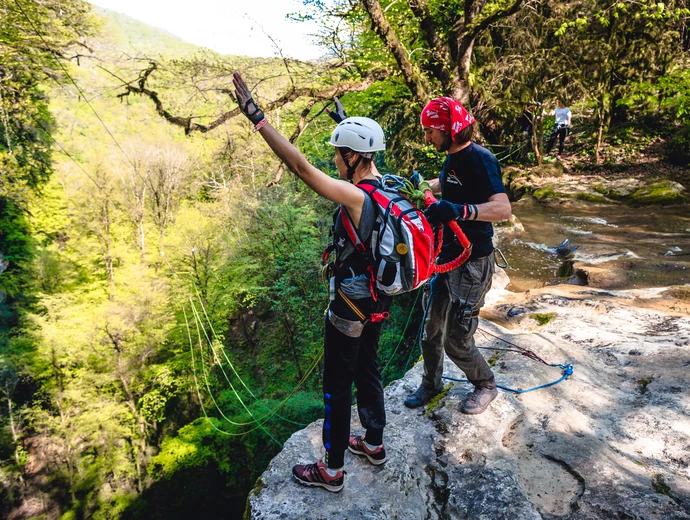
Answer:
[{"xmin": 545, "ymin": 99, "xmax": 572, "ymax": 159}]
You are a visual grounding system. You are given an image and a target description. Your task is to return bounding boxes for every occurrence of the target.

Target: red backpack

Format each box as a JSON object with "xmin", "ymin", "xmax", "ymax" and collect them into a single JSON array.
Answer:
[{"xmin": 340, "ymin": 175, "xmax": 436, "ymax": 298}]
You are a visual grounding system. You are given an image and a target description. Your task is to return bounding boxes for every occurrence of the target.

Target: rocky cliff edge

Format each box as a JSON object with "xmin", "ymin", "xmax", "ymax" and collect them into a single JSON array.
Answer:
[{"xmin": 247, "ymin": 278, "xmax": 690, "ymax": 520}]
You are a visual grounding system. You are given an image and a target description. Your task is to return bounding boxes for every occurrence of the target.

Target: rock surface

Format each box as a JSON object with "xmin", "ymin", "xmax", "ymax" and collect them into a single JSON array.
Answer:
[
  {"xmin": 503, "ymin": 169, "xmax": 687, "ymax": 206},
  {"xmin": 247, "ymin": 283, "xmax": 690, "ymax": 520}
]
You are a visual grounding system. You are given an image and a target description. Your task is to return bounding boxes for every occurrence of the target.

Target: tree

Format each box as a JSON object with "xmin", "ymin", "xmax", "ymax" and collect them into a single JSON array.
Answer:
[{"xmin": 554, "ymin": 0, "xmax": 685, "ymax": 161}]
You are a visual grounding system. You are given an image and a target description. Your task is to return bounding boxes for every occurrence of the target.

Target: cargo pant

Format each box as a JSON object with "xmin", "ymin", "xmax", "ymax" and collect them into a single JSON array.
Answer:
[{"xmin": 420, "ymin": 252, "xmax": 496, "ymax": 390}]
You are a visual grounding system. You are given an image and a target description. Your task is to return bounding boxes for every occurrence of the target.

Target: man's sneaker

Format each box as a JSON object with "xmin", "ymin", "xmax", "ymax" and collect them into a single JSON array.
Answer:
[
  {"xmin": 461, "ymin": 386, "xmax": 498, "ymax": 415},
  {"xmin": 348, "ymin": 435, "xmax": 386, "ymax": 465},
  {"xmin": 292, "ymin": 457, "xmax": 345, "ymax": 492},
  {"xmin": 404, "ymin": 384, "xmax": 443, "ymax": 408}
]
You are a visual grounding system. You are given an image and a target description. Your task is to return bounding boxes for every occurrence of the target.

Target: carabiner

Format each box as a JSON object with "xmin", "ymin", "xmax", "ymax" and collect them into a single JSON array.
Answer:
[{"xmin": 494, "ymin": 248, "xmax": 509, "ymax": 269}]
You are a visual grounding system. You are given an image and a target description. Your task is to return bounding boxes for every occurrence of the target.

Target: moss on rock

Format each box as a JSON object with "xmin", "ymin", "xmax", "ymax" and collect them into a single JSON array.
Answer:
[
  {"xmin": 425, "ymin": 385, "xmax": 452, "ymax": 414},
  {"xmin": 666, "ymin": 285, "xmax": 690, "ymax": 300},
  {"xmin": 530, "ymin": 312, "xmax": 558, "ymax": 325},
  {"xmin": 628, "ymin": 181, "xmax": 686, "ymax": 206},
  {"xmin": 573, "ymin": 192, "xmax": 609, "ymax": 203}
]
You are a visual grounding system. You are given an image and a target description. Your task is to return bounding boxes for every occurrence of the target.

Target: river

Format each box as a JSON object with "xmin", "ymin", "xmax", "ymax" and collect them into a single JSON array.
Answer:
[{"xmin": 498, "ymin": 199, "xmax": 690, "ymax": 292}]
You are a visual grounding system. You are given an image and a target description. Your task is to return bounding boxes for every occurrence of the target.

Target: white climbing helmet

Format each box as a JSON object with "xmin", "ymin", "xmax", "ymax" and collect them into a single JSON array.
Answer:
[{"xmin": 328, "ymin": 117, "xmax": 386, "ymax": 157}]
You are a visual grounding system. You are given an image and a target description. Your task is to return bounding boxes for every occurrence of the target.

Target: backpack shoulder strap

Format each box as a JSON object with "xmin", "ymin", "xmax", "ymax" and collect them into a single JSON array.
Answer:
[{"xmin": 339, "ymin": 206, "xmax": 367, "ymax": 253}]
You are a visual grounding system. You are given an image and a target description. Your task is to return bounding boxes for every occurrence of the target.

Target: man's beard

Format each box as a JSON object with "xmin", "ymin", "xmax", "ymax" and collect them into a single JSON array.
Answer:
[{"xmin": 438, "ymin": 133, "xmax": 453, "ymax": 152}]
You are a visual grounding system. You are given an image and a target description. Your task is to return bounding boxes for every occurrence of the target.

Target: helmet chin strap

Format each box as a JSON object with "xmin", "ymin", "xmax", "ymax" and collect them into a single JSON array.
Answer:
[{"xmin": 342, "ymin": 152, "xmax": 362, "ymax": 181}]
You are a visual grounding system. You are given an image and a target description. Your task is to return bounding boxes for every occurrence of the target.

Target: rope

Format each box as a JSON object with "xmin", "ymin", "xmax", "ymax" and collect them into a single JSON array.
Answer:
[
  {"xmin": 493, "ymin": 142, "xmax": 528, "ymax": 163},
  {"xmin": 13, "ymin": 0, "xmax": 137, "ymax": 171},
  {"xmin": 443, "ymin": 364, "xmax": 574, "ymax": 394},
  {"xmin": 192, "ymin": 285, "xmax": 309, "ymax": 427},
  {"xmin": 381, "ymin": 289, "xmax": 421, "ymax": 376},
  {"xmin": 185, "ymin": 300, "xmax": 324, "ymax": 442},
  {"xmin": 164, "ymin": 252, "xmax": 321, "ymax": 443}
]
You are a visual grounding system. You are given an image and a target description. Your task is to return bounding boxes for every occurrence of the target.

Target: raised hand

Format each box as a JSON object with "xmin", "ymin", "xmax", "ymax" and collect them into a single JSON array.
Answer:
[
  {"xmin": 233, "ymin": 72, "xmax": 265, "ymax": 125},
  {"xmin": 325, "ymin": 96, "xmax": 347, "ymax": 123}
]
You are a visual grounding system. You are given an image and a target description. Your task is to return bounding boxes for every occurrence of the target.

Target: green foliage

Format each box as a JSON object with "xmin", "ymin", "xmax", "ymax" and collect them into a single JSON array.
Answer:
[
  {"xmin": 2, "ymin": 0, "xmax": 689, "ymax": 518},
  {"xmin": 530, "ymin": 312, "xmax": 558, "ymax": 325}
]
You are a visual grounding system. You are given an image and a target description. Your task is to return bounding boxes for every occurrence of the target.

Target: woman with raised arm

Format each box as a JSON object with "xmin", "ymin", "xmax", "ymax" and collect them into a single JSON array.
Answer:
[{"xmin": 233, "ymin": 73, "xmax": 391, "ymax": 493}]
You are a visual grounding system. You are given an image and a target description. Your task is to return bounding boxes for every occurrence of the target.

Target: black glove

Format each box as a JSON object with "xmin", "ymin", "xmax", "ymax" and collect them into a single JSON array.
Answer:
[
  {"xmin": 425, "ymin": 200, "xmax": 460, "ymax": 226},
  {"xmin": 233, "ymin": 72, "xmax": 265, "ymax": 125},
  {"xmin": 325, "ymin": 96, "xmax": 347, "ymax": 123},
  {"xmin": 425, "ymin": 201, "xmax": 477, "ymax": 225}
]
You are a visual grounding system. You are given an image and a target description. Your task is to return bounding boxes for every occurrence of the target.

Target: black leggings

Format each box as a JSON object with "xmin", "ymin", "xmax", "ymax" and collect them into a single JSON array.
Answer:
[
  {"xmin": 546, "ymin": 126, "xmax": 568, "ymax": 155},
  {"xmin": 322, "ymin": 293, "xmax": 391, "ymax": 468}
]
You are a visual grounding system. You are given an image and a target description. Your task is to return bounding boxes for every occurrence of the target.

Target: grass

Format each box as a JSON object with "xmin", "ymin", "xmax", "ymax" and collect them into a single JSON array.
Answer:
[
  {"xmin": 637, "ymin": 376, "xmax": 654, "ymax": 394},
  {"xmin": 651, "ymin": 474, "xmax": 679, "ymax": 504},
  {"xmin": 425, "ymin": 385, "xmax": 452, "ymax": 415},
  {"xmin": 488, "ymin": 352, "xmax": 503, "ymax": 368},
  {"xmin": 530, "ymin": 312, "xmax": 558, "ymax": 326}
]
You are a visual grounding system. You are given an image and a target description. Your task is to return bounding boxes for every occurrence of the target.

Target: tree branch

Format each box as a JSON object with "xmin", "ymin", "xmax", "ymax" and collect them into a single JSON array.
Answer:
[
  {"xmin": 266, "ymin": 99, "xmax": 318, "ymax": 187},
  {"xmin": 463, "ymin": 0, "xmax": 524, "ymax": 42},
  {"xmin": 406, "ymin": 0, "xmax": 454, "ymax": 84},
  {"xmin": 362, "ymin": 0, "xmax": 430, "ymax": 103},
  {"xmin": 116, "ymin": 62, "xmax": 389, "ymax": 134}
]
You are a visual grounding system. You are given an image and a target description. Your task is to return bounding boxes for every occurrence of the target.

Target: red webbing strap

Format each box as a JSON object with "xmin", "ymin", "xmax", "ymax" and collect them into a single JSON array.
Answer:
[
  {"xmin": 339, "ymin": 207, "xmax": 366, "ymax": 253},
  {"xmin": 422, "ymin": 189, "xmax": 472, "ymax": 272},
  {"xmin": 340, "ymin": 188, "xmax": 379, "ymax": 301}
]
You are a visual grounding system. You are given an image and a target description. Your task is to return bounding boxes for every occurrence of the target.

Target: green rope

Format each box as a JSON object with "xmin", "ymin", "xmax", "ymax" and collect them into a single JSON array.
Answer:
[{"xmin": 192, "ymin": 285, "xmax": 309, "ymax": 427}]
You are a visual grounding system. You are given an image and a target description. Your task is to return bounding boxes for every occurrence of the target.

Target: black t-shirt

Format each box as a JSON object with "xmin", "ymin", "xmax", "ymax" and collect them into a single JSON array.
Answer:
[{"xmin": 439, "ymin": 142, "xmax": 506, "ymax": 260}]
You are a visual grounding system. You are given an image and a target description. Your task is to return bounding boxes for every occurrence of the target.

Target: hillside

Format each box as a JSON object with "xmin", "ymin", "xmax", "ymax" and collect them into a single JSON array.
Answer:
[
  {"xmin": 5, "ymin": 6, "xmax": 335, "ymax": 520},
  {"xmin": 90, "ymin": 6, "xmax": 201, "ymax": 58}
]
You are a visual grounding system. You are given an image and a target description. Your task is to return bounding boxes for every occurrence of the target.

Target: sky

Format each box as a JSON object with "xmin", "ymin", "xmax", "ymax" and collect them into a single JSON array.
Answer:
[{"xmin": 88, "ymin": 0, "xmax": 325, "ymax": 60}]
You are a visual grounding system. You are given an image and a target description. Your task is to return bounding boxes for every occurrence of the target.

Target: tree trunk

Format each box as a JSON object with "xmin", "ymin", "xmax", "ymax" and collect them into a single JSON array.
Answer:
[
  {"xmin": 362, "ymin": 0, "xmax": 430, "ymax": 103},
  {"xmin": 453, "ymin": 36, "xmax": 475, "ymax": 105},
  {"xmin": 101, "ymin": 196, "xmax": 115, "ymax": 299},
  {"xmin": 5, "ymin": 391, "xmax": 25, "ymax": 488}
]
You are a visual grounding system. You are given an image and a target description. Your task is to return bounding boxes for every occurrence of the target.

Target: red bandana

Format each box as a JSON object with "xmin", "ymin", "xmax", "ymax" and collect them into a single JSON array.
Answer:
[{"xmin": 420, "ymin": 97, "xmax": 476, "ymax": 140}]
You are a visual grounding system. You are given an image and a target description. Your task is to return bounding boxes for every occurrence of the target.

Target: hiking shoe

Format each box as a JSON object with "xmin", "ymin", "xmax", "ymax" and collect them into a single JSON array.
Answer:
[
  {"xmin": 292, "ymin": 457, "xmax": 345, "ymax": 493},
  {"xmin": 461, "ymin": 386, "xmax": 498, "ymax": 415},
  {"xmin": 404, "ymin": 384, "xmax": 443, "ymax": 408},
  {"xmin": 348, "ymin": 435, "xmax": 386, "ymax": 465}
]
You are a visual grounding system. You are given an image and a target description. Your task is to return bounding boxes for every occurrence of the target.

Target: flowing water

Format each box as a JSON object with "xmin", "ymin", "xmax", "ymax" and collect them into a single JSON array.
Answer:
[{"xmin": 498, "ymin": 199, "xmax": 690, "ymax": 292}]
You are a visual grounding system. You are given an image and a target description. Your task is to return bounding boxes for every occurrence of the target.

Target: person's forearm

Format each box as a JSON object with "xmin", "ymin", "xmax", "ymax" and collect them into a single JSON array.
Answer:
[
  {"xmin": 461, "ymin": 199, "xmax": 511, "ymax": 222},
  {"xmin": 258, "ymin": 123, "xmax": 311, "ymax": 178}
]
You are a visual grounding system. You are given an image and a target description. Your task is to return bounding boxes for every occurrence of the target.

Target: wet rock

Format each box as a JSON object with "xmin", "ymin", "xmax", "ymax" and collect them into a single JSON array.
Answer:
[
  {"xmin": 565, "ymin": 268, "xmax": 589, "ymax": 286},
  {"xmin": 628, "ymin": 180, "xmax": 687, "ymax": 207},
  {"xmin": 501, "ymin": 169, "xmax": 687, "ymax": 207},
  {"xmin": 494, "ymin": 214, "xmax": 526, "ymax": 243},
  {"xmin": 508, "ymin": 306, "xmax": 526, "ymax": 317}
]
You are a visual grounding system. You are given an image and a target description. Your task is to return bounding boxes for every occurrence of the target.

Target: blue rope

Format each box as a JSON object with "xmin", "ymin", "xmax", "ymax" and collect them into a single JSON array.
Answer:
[
  {"xmin": 413, "ymin": 273, "xmax": 575, "ymax": 394},
  {"xmin": 443, "ymin": 363, "xmax": 574, "ymax": 394}
]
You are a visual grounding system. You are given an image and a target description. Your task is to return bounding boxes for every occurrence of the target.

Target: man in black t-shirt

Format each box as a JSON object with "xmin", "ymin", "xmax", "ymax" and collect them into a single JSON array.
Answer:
[{"xmin": 404, "ymin": 97, "xmax": 511, "ymax": 415}]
